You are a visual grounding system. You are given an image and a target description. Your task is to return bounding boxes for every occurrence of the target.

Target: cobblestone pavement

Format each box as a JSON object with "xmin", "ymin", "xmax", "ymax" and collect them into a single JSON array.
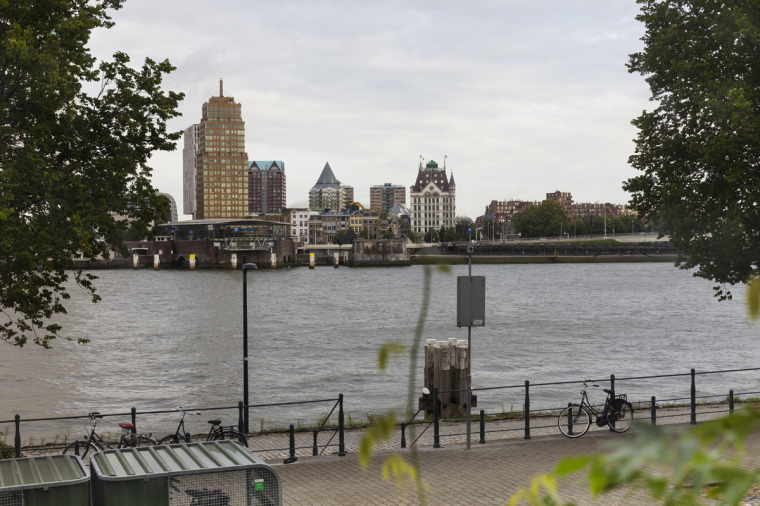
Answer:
[{"xmin": 275, "ymin": 424, "xmax": 760, "ymax": 506}]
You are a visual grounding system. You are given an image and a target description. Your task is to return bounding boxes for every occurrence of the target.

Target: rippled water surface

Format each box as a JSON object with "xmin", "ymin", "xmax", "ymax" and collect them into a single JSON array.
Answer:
[{"xmin": 2, "ymin": 263, "xmax": 759, "ymax": 437}]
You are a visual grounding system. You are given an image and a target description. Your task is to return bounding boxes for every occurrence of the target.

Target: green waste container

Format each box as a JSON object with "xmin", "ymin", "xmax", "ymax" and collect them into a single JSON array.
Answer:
[
  {"xmin": 90, "ymin": 440, "xmax": 281, "ymax": 506},
  {"xmin": 0, "ymin": 454, "xmax": 90, "ymax": 506}
]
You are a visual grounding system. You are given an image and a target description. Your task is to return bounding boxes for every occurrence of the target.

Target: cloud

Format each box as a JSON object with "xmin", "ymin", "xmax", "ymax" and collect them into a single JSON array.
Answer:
[{"xmin": 88, "ymin": 0, "xmax": 650, "ymax": 219}]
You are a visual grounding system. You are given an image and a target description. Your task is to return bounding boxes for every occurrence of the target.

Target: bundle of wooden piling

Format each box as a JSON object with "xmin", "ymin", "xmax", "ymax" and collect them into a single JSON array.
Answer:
[{"xmin": 421, "ymin": 338, "xmax": 476, "ymax": 417}]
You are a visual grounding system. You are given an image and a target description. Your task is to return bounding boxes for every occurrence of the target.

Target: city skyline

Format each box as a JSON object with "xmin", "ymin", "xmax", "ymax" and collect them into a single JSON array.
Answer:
[{"xmin": 87, "ymin": 1, "xmax": 650, "ymax": 220}]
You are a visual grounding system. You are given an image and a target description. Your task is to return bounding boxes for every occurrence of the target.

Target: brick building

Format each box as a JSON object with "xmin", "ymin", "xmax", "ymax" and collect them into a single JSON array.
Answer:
[
  {"xmin": 195, "ymin": 79, "xmax": 249, "ymax": 220},
  {"xmin": 248, "ymin": 160, "xmax": 286, "ymax": 214},
  {"xmin": 370, "ymin": 183, "xmax": 406, "ymax": 211}
]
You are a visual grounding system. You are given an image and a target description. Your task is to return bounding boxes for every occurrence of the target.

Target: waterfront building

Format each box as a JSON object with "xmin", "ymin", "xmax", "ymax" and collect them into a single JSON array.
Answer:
[
  {"xmin": 309, "ymin": 163, "xmax": 354, "ymax": 211},
  {"xmin": 545, "ymin": 191, "xmax": 636, "ymax": 219},
  {"xmin": 308, "ymin": 215, "xmax": 324, "ymax": 244},
  {"xmin": 158, "ymin": 193, "xmax": 179, "ymax": 224},
  {"xmin": 409, "ymin": 159, "xmax": 456, "ymax": 236},
  {"xmin": 370, "ymin": 183, "xmax": 406, "ymax": 211},
  {"xmin": 195, "ymin": 79, "xmax": 249, "ymax": 220},
  {"xmin": 182, "ymin": 124, "xmax": 200, "ymax": 219},
  {"xmin": 321, "ymin": 211, "xmax": 354, "ymax": 243},
  {"xmin": 290, "ymin": 208, "xmax": 318, "ymax": 244},
  {"xmin": 248, "ymin": 161, "xmax": 286, "ymax": 214}
]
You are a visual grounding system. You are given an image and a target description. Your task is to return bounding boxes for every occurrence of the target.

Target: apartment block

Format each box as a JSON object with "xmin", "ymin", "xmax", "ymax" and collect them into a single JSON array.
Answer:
[
  {"xmin": 370, "ymin": 183, "xmax": 406, "ymax": 211},
  {"xmin": 248, "ymin": 161, "xmax": 286, "ymax": 214}
]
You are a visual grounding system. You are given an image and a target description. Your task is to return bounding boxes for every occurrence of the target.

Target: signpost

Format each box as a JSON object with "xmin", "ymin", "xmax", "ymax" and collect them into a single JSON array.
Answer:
[{"xmin": 457, "ymin": 243, "xmax": 485, "ymax": 450}]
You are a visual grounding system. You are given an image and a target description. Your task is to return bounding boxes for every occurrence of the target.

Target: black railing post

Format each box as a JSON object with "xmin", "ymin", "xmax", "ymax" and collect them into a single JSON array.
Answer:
[
  {"xmin": 479, "ymin": 410, "xmax": 485, "ymax": 444},
  {"xmin": 14, "ymin": 415, "xmax": 20, "ymax": 458},
  {"xmin": 729, "ymin": 389, "xmax": 734, "ymax": 414},
  {"xmin": 651, "ymin": 396, "xmax": 656, "ymax": 425},
  {"xmin": 400, "ymin": 423, "xmax": 407, "ymax": 448},
  {"xmin": 312, "ymin": 429, "xmax": 318, "ymax": 456},
  {"xmin": 567, "ymin": 403, "xmax": 574, "ymax": 436},
  {"xmin": 131, "ymin": 407, "xmax": 137, "ymax": 435},
  {"xmin": 433, "ymin": 386, "xmax": 441, "ymax": 448},
  {"xmin": 690, "ymin": 368, "xmax": 697, "ymax": 424},
  {"xmin": 609, "ymin": 374, "xmax": 616, "ymax": 432},
  {"xmin": 238, "ymin": 401, "xmax": 244, "ymax": 433},
  {"xmin": 283, "ymin": 425, "xmax": 298, "ymax": 464},
  {"xmin": 524, "ymin": 381, "xmax": 531, "ymax": 440},
  {"xmin": 338, "ymin": 394, "xmax": 346, "ymax": 456}
]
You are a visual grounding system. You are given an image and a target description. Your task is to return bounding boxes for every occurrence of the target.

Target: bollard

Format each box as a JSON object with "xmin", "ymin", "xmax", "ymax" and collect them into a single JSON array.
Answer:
[
  {"xmin": 651, "ymin": 396, "xmax": 656, "ymax": 425},
  {"xmin": 131, "ymin": 407, "xmax": 137, "ymax": 435},
  {"xmin": 338, "ymin": 393, "xmax": 346, "ymax": 456},
  {"xmin": 729, "ymin": 389, "xmax": 734, "ymax": 414},
  {"xmin": 270, "ymin": 252, "xmax": 277, "ymax": 269},
  {"xmin": 400, "ymin": 423, "xmax": 406, "ymax": 448},
  {"xmin": 334, "ymin": 253, "xmax": 339, "ymax": 268},
  {"xmin": 283, "ymin": 425, "xmax": 298, "ymax": 464},
  {"xmin": 309, "ymin": 253, "xmax": 315, "ymax": 269},
  {"xmin": 189, "ymin": 254, "xmax": 196, "ymax": 270},
  {"xmin": 433, "ymin": 387, "xmax": 441, "ymax": 448},
  {"xmin": 524, "ymin": 381, "xmax": 531, "ymax": 440},
  {"xmin": 479, "ymin": 410, "xmax": 485, "ymax": 444},
  {"xmin": 153, "ymin": 254, "xmax": 160, "ymax": 270},
  {"xmin": 313, "ymin": 429, "xmax": 318, "ymax": 456},
  {"xmin": 231, "ymin": 253, "xmax": 237, "ymax": 269},
  {"xmin": 132, "ymin": 254, "xmax": 138, "ymax": 270},
  {"xmin": 567, "ymin": 403, "xmax": 574, "ymax": 436},
  {"xmin": 14, "ymin": 415, "xmax": 20, "ymax": 458},
  {"xmin": 690, "ymin": 368, "xmax": 697, "ymax": 424},
  {"xmin": 238, "ymin": 401, "xmax": 244, "ymax": 433}
]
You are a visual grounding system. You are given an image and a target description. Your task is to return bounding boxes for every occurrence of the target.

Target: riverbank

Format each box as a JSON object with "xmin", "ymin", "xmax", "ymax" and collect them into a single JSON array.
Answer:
[{"xmin": 411, "ymin": 255, "xmax": 679, "ymax": 265}]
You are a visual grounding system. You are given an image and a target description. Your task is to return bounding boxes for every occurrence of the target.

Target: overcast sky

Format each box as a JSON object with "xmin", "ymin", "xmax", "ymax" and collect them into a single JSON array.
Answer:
[{"xmin": 88, "ymin": 0, "xmax": 651, "ymax": 220}]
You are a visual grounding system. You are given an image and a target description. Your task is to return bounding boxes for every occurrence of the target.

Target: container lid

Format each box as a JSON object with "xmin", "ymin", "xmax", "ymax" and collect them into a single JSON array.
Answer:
[
  {"xmin": 91, "ymin": 441, "xmax": 272, "ymax": 481},
  {"xmin": 0, "ymin": 455, "xmax": 88, "ymax": 491}
]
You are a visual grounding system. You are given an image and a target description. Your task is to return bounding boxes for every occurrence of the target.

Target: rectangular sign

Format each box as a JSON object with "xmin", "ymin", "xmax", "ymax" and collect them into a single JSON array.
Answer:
[{"xmin": 457, "ymin": 276, "xmax": 486, "ymax": 328}]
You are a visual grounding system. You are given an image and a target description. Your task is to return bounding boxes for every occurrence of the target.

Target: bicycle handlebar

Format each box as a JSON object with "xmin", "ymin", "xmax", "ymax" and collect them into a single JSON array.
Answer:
[{"xmin": 176, "ymin": 407, "xmax": 201, "ymax": 415}]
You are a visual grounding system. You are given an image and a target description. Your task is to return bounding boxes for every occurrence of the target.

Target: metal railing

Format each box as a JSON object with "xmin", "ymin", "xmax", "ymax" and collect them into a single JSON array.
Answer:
[
  {"xmin": 1, "ymin": 394, "xmax": 347, "ymax": 462},
  {"xmin": 415, "ymin": 367, "xmax": 760, "ymax": 447}
]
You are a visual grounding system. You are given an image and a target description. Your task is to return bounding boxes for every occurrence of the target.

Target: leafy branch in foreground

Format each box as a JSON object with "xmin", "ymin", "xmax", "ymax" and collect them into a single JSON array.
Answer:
[
  {"xmin": 510, "ymin": 407, "xmax": 760, "ymax": 506},
  {"xmin": 0, "ymin": 0, "xmax": 183, "ymax": 347}
]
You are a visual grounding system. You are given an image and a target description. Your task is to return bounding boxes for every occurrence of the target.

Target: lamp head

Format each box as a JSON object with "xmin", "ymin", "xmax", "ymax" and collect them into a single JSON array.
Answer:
[{"xmin": 243, "ymin": 263, "xmax": 257, "ymax": 270}]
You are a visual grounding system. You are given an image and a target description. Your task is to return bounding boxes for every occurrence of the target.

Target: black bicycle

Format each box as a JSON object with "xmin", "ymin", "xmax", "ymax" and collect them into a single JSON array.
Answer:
[
  {"xmin": 558, "ymin": 380, "xmax": 634, "ymax": 438},
  {"xmin": 62, "ymin": 412, "xmax": 157, "ymax": 457},
  {"xmin": 158, "ymin": 407, "xmax": 247, "ymax": 446}
]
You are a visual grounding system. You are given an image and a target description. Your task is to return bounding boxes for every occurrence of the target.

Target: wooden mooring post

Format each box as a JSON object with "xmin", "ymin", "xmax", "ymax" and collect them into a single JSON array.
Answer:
[{"xmin": 420, "ymin": 338, "xmax": 476, "ymax": 417}]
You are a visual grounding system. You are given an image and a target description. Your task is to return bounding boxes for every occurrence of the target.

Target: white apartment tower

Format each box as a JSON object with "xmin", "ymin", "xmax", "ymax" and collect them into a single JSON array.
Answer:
[
  {"xmin": 410, "ymin": 159, "xmax": 456, "ymax": 236},
  {"xmin": 182, "ymin": 124, "xmax": 200, "ymax": 219}
]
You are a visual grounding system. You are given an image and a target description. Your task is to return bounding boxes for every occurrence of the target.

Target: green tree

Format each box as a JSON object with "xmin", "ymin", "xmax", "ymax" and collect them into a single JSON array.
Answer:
[
  {"xmin": 513, "ymin": 201, "xmax": 570, "ymax": 238},
  {"xmin": 423, "ymin": 229, "xmax": 439, "ymax": 243},
  {"xmin": 407, "ymin": 230, "xmax": 419, "ymax": 243},
  {"xmin": 358, "ymin": 227, "xmax": 371, "ymax": 239},
  {"xmin": 444, "ymin": 227, "xmax": 459, "ymax": 242},
  {"xmin": 439, "ymin": 225, "xmax": 446, "ymax": 242},
  {"xmin": 332, "ymin": 230, "xmax": 346, "ymax": 244},
  {"xmin": 382, "ymin": 229, "xmax": 395, "ymax": 240},
  {"xmin": 623, "ymin": 0, "xmax": 760, "ymax": 300},
  {"xmin": 0, "ymin": 0, "xmax": 182, "ymax": 348}
]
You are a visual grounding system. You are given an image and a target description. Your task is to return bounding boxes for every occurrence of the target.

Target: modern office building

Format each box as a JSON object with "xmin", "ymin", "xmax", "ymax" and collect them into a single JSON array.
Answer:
[
  {"xmin": 308, "ymin": 163, "xmax": 354, "ymax": 211},
  {"xmin": 248, "ymin": 161, "xmax": 286, "ymax": 214},
  {"xmin": 370, "ymin": 183, "xmax": 406, "ymax": 211},
  {"xmin": 182, "ymin": 125, "xmax": 200, "ymax": 218},
  {"xmin": 409, "ymin": 159, "xmax": 456, "ymax": 236},
  {"xmin": 195, "ymin": 79, "xmax": 249, "ymax": 220}
]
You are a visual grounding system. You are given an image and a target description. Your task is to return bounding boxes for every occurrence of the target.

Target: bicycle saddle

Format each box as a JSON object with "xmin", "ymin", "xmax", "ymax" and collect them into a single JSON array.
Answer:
[
  {"xmin": 207, "ymin": 419, "xmax": 222, "ymax": 425},
  {"xmin": 119, "ymin": 423, "xmax": 134, "ymax": 429},
  {"xmin": 603, "ymin": 389, "xmax": 614, "ymax": 394}
]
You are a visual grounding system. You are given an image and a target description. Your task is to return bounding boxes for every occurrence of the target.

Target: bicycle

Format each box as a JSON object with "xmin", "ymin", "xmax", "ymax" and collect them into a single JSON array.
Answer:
[
  {"xmin": 158, "ymin": 407, "xmax": 247, "ymax": 446},
  {"xmin": 62, "ymin": 412, "xmax": 157, "ymax": 457},
  {"xmin": 558, "ymin": 380, "xmax": 634, "ymax": 438}
]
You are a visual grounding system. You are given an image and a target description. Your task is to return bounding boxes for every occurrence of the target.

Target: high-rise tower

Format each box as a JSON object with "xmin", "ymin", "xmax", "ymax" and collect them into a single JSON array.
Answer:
[
  {"xmin": 195, "ymin": 79, "xmax": 249, "ymax": 219},
  {"xmin": 182, "ymin": 124, "xmax": 199, "ymax": 219}
]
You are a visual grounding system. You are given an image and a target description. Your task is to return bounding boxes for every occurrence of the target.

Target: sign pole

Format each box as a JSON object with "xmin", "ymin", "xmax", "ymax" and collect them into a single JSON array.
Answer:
[{"xmin": 467, "ymin": 249, "xmax": 472, "ymax": 450}]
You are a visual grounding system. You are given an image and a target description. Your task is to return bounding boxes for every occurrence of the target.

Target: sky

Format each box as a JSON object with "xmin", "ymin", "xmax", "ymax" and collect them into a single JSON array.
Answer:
[{"xmin": 88, "ymin": 0, "xmax": 652, "ymax": 220}]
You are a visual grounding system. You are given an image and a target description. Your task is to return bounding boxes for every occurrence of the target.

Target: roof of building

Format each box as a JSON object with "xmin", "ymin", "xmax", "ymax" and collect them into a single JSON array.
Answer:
[
  {"xmin": 449, "ymin": 172, "xmax": 456, "ymax": 186},
  {"xmin": 311, "ymin": 162, "xmax": 343, "ymax": 190},
  {"xmin": 248, "ymin": 160, "xmax": 284, "ymax": 172},
  {"xmin": 411, "ymin": 165, "xmax": 451, "ymax": 193},
  {"xmin": 389, "ymin": 204, "xmax": 410, "ymax": 217}
]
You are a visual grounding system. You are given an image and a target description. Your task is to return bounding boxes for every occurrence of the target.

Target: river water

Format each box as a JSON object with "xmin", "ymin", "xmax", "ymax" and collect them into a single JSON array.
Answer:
[{"xmin": 2, "ymin": 263, "xmax": 759, "ymax": 438}]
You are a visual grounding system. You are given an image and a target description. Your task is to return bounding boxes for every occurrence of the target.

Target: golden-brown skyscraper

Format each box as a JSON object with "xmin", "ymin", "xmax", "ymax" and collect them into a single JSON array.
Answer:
[{"xmin": 195, "ymin": 79, "xmax": 248, "ymax": 219}]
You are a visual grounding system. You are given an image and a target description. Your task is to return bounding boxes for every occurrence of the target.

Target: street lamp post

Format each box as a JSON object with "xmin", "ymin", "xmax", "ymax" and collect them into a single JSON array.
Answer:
[{"xmin": 242, "ymin": 262, "xmax": 257, "ymax": 434}]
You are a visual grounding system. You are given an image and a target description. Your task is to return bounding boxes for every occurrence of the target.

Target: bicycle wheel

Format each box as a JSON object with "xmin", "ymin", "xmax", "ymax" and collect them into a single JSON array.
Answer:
[
  {"xmin": 62, "ymin": 440, "xmax": 98, "ymax": 457},
  {"xmin": 558, "ymin": 405, "xmax": 591, "ymax": 438},
  {"xmin": 211, "ymin": 427, "xmax": 248, "ymax": 447},
  {"xmin": 157, "ymin": 434, "xmax": 181, "ymax": 446},
  {"xmin": 609, "ymin": 400, "xmax": 634, "ymax": 433},
  {"xmin": 126, "ymin": 434, "xmax": 158, "ymax": 447}
]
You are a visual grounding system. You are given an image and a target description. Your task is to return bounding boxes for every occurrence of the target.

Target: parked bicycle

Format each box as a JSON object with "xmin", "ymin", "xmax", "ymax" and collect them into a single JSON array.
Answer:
[
  {"xmin": 62, "ymin": 412, "xmax": 157, "ymax": 457},
  {"xmin": 158, "ymin": 407, "xmax": 247, "ymax": 446},
  {"xmin": 558, "ymin": 380, "xmax": 634, "ymax": 438}
]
